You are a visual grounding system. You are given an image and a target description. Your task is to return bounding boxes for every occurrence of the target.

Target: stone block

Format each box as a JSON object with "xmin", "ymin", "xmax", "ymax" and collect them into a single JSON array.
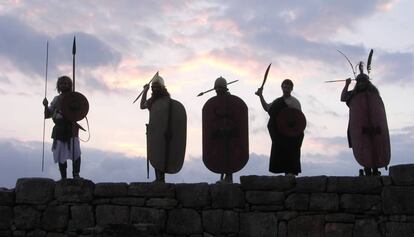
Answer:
[
  {"xmin": 176, "ymin": 183, "xmax": 210, "ymax": 208},
  {"xmin": 325, "ymin": 223, "xmax": 353, "ymax": 237},
  {"xmin": 0, "ymin": 230, "xmax": 11, "ymax": 237},
  {"xmin": 353, "ymin": 219, "xmax": 381, "ymax": 237},
  {"xmin": 340, "ymin": 194, "xmax": 381, "ymax": 213},
  {"xmin": 41, "ymin": 205, "xmax": 69, "ymax": 231},
  {"xmin": 245, "ymin": 191, "xmax": 285, "ymax": 205},
  {"xmin": 386, "ymin": 222, "xmax": 414, "ymax": 237},
  {"xmin": 251, "ymin": 205, "xmax": 284, "ymax": 211},
  {"xmin": 240, "ymin": 175, "xmax": 295, "ymax": 191},
  {"xmin": 15, "ymin": 178, "xmax": 55, "ymax": 204},
  {"xmin": 111, "ymin": 197, "xmax": 145, "ymax": 206},
  {"xmin": 14, "ymin": 206, "xmax": 41, "ymax": 229},
  {"xmin": 278, "ymin": 221, "xmax": 287, "ymax": 237},
  {"xmin": 309, "ymin": 193, "xmax": 338, "ymax": 211},
  {"xmin": 68, "ymin": 205, "xmax": 94, "ymax": 231},
  {"xmin": 210, "ymin": 184, "xmax": 245, "ymax": 208},
  {"xmin": 94, "ymin": 182, "xmax": 128, "ymax": 197},
  {"xmin": 288, "ymin": 215, "xmax": 325, "ymax": 237},
  {"xmin": 95, "ymin": 205, "xmax": 129, "ymax": 225},
  {"xmin": 383, "ymin": 186, "xmax": 414, "ymax": 214},
  {"xmin": 277, "ymin": 211, "xmax": 298, "ymax": 221},
  {"xmin": 27, "ymin": 229, "xmax": 47, "ymax": 237},
  {"xmin": 202, "ymin": 210, "xmax": 238, "ymax": 235},
  {"xmin": 389, "ymin": 164, "xmax": 414, "ymax": 186},
  {"xmin": 325, "ymin": 213, "xmax": 354, "ymax": 223},
  {"xmin": 285, "ymin": 193, "xmax": 309, "ymax": 211},
  {"xmin": 128, "ymin": 182, "xmax": 175, "ymax": 198},
  {"xmin": 146, "ymin": 198, "xmax": 177, "ymax": 209},
  {"xmin": 295, "ymin": 176, "xmax": 327, "ymax": 193},
  {"xmin": 327, "ymin": 176, "xmax": 382, "ymax": 194},
  {"xmin": 166, "ymin": 209, "xmax": 202, "ymax": 235},
  {"xmin": 0, "ymin": 206, "xmax": 13, "ymax": 229},
  {"xmin": 239, "ymin": 212, "xmax": 277, "ymax": 237},
  {"xmin": 55, "ymin": 179, "xmax": 94, "ymax": 203},
  {"xmin": 130, "ymin": 207, "xmax": 166, "ymax": 230},
  {"xmin": 0, "ymin": 188, "xmax": 14, "ymax": 205}
]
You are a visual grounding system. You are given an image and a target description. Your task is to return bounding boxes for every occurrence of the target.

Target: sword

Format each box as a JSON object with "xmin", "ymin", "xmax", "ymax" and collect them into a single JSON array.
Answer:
[
  {"xmin": 132, "ymin": 71, "xmax": 159, "ymax": 103},
  {"xmin": 259, "ymin": 63, "xmax": 272, "ymax": 90},
  {"xmin": 197, "ymin": 79, "xmax": 239, "ymax": 97}
]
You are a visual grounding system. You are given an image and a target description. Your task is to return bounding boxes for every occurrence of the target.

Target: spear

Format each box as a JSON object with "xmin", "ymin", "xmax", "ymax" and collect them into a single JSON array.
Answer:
[
  {"xmin": 72, "ymin": 36, "xmax": 76, "ymax": 162},
  {"xmin": 132, "ymin": 71, "xmax": 159, "ymax": 103},
  {"xmin": 197, "ymin": 79, "xmax": 239, "ymax": 97},
  {"xmin": 324, "ymin": 78, "xmax": 352, "ymax": 83},
  {"xmin": 41, "ymin": 41, "xmax": 49, "ymax": 172}
]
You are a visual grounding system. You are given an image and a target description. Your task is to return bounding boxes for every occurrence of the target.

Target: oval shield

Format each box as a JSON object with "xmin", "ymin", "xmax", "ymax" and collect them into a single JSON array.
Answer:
[
  {"xmin": 147, "ymin": 97, "xmax": 187, "ymax": 174},
  {"xmin": 202, "ymin": 94, "xmax": 249, "ymax": 174},
  {"xmin": 349, "ymin": 92, "xmax": 390, "ymax": 168},
  {"xmin": 60, "ymin": 91, "xmax": 89, "ymax": 122},
  {"xmin": 276, "ymin": 108, "xmax": 306, "ymax": 137}
]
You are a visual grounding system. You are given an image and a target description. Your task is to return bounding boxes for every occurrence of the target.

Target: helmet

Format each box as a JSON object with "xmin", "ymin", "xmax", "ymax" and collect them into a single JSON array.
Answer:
[{"xmin": 214, "ymin": 76, "xmax": 227, "ymax": 89}]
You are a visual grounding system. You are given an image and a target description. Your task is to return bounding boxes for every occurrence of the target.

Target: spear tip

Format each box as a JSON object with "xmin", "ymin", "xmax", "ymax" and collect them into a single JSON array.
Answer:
[
  {"xmin": 197, "ymin": 92, "xmax": 203, "ymax": 97},
  {"xmin": 72, "ymin": 36, "xmax": 76, "ymax": 55}
]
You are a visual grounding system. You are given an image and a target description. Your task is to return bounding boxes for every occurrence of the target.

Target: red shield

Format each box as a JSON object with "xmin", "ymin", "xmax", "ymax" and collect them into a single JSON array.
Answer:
[
  {"xmin": 276, "ymin": 108, "xmax": 306, "ymax": 137},
  {"xmin": 349, "ymin": 92, "xmax": 390, "ymax": 168},
  {"xmin": 202, "ymin": 94, "xmax": 249, "ymax": 174}
]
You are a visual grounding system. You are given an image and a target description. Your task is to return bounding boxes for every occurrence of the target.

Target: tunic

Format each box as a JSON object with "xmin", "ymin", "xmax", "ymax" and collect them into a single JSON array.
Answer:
[{"xmin": 267, "ymin": 96, "xmax": 303, "ymax": 174}]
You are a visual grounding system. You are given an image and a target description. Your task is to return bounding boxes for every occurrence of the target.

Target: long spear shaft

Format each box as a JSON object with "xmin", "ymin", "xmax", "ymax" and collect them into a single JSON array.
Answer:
[
  {"xmin": 72, "ymin": 37, "xmax": 76, "ymax": 161},
  {"xmin": 197, "ymin": 80, "xmax": 239, "ymax": 97},
  {"xmin": 324, "ymin": 78, "xmax": 352, "ymax": 83},
  {"xmin": 42, "ymin": 41, "xmax": 49, "ymax": 172}
]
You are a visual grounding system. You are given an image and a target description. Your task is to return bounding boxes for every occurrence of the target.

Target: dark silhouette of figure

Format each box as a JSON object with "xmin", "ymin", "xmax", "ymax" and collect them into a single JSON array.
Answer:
[
  {"xmin": 256, "ymin": 79, "xmax": 304, "ymax": 176},
  {"xmin": 42, "ymin": 76, "xmax": 81, "ymax": 180},
  {"xmin": 141, "ymin": 74, "xmax": 169, "ymax": 182}
]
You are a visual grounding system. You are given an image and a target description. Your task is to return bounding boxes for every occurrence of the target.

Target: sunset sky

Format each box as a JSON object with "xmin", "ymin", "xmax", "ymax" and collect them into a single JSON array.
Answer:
[{"xmin": 0, "ymin": 0, "xmax": 413, "ymax": 187}]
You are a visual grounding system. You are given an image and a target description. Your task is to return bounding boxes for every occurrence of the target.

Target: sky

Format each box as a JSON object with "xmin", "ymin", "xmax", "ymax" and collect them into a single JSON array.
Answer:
[{"xmin": 0, "ymin": 0, "xmax": 413, "ymax": 188}]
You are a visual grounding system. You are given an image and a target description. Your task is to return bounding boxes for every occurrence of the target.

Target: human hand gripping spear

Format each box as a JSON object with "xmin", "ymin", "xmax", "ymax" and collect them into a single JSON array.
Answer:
[
  {"xmin": 196, "ymin": 79, "xmax": 239, "ymax": 97},
  {"xmin": 132, "ymin": 71, "xmax": 159, "ymax": 103}
]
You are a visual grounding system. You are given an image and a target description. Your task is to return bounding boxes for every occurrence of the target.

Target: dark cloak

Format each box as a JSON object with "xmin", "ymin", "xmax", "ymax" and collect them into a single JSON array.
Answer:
[{"xmin": 267, "ymin": 97, "xmax": 304, "ymax": 174}]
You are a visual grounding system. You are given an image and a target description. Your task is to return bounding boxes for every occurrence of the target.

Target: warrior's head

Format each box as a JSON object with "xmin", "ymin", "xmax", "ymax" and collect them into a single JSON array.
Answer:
[
  {"xmin": 281, "ymin": 79, "xmax": 293, "ymax": 97},
  {"xmin": 214, "ymin": 76, "xmax": 228, "ymax": 96},
  {"xmin": 57, "ymin": 76, "xmax": 72, "ymax": 94},
  {"xmin": 151, "ymin": 73, "xmax": 169, "ymax": 98}
]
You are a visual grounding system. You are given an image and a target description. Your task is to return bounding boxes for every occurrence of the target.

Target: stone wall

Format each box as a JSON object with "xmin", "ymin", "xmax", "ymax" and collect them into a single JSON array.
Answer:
[{"xmin": 1, "ymin": 164, "xmax": 414, "ymax": 237}]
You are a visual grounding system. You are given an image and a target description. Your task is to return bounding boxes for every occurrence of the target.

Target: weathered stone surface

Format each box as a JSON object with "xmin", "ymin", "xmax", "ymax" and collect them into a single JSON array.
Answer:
[
  {"xmin": 202, "ymin": 210, "xmax": 238, "ymax": 234},
  {"xmin": 210, "ymin": 184, "xmax": 245, "ymax": 208},
  {"xmin": 309, "ymin": 193, "xmax": 338, "ymax": 211},
  {"xmin": 389, "ymin": 164, "xmax": 414, "ymax": 186},
  {"xmin": 68, "ymin": 205, "xmax": 94, "ymax": 231},
  {"xmin": 176, "ymin": 183, "xmax": 210, "ymax": 208},
  {"xmin": 295, "ymin": 176, "xmax": 327, "ymax": 193},
  {"xmin": 27, "ymin": 229, "xmax": 47, "ymax": 237},
  {"xmin": 353, "ymin": 219, "xmax": 381, "ymax": 237},
  {"xmin": 94, "ymin": 183, "xmax": 128, "ymax": 197},
  {"xmin": 325, "ymin": 213, "xmax": 354, "ymax": 223},
  {"xmin": 382, "ymin": 176, "xmax": 392, "ymax": 186},
  {"xmin": 0, "ymin": 230, "xmax": 11, "ymax": 237},
  {"xmin": 100, "ymin": 223, "xmax": 159, "ymax": 237},
  {"xmin": 41, "ymin": 205, "xmax": 69, "ymax": 231},
  {"xmin": 245, "ymin": 191, "xmax": 285, "ymax": 205},
  {"xmin": 14, "ymin": 206, "xmax": 41, "ymax": 229},
  {"xmin": 383, "ymin": 186, "xmax": 414, "ymax": 214},
  {"xmin": 130, "ymin": 207, "xmax": 166, "ymax": 230},
  {"xmin": 288, "ymin": 215, "xmax": 325, "ymax": 237},
  {"xmin": 277, "ymin": 211, "xmax": 298, "ymax": 221},
  {"xmin": 240, "ymin": 175, "xmax": 295, "ymax": 191},
  {"xmin": 251, "ymin": 205, "xmax": 284, "ymax": 211},
  {"xmin": 340, "ymin": 194, "xmax": 381, "ymax": 213},
  {"xmin": 285, "ymin": 193, "xmax": 309, "ymax": 211},
  {"xmin": 325, "ymin": 223, "xmax": 353, "ymax": 237},
  {"xmin": 0, "ymin": 206, "xmax": 13, "ymax": 229},
  {"xmin": 278, "ymin": 221, "xmax": 287, "ymax": 237},
  {"xmin": 166, "ymin": 209, "xmax": 202, "ymax": 235},
  {"xmin": 129, "ymin": 182, "xmax": 175, "ymax": 198},
  {"xmin": 386, "ymin": 222, "xmax": 414, "ymax": 237},
  {"xmin": 0, "ymin": 188, "xmax": 14, "ymax": 205},
  {"xmin": 55, "ymin": 179, "xmax": 94, "ymax": 203},
  {"xmin": 239, "ymin": 212, "xmax": 277, "ymax": 237},
  {"xmin": 111, "ymin": 197, "xmax": 145, "ymax": 206},
  {"xmin": 327, "ymin": 176, "xmax": 382, "ymax": 194},
  {"xmin": 96, "ymin": 205, "xmax": 129, "ymax": 225},
  {"xmin": 146, "ymin": 198, "xmax": 177, "ymax": 209},
  {"xmin": 15, "ymin": 178, "xmax": 55, "ymax": 204},
  {"xmin": 12, "ymin": 230, "xmax": 25, "ymax": 237}
]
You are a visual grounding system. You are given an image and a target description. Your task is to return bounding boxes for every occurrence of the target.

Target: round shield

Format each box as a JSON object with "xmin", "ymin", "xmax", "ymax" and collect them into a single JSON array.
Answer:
[
  {"xmin": 60, "ymin": 92, "xmax": 89, "ymax": 122},
  {"xmin": 276, "ymin": 107, "xmax": 306, "ymax": 137}
]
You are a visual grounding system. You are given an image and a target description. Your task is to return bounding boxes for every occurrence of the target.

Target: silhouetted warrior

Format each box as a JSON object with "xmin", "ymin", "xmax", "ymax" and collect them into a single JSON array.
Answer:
[
  {"xmin": 256, "ymin": 79, "xmax": 304, "ymax": 176},
  {"xmin": 43, "ymin": 76, "xmax": 81, "ymax": 180},
  {"xmin": 341, "ymin": 73, "xmax": 385, "ymax": 176}
]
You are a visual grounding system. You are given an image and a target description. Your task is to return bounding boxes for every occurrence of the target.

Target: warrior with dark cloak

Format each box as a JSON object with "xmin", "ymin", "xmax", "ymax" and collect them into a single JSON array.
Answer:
[
  {"xmin": 42, "ymin": 76, "xmax": 81, "ymax": 180},
  {"xmin": 140, "ymin": 74, "xmax": 170, "ymax": 182},
  {"xmin": 341, "ymin": 72, "xmax": 381, "ymax": 176},
  {"xmin": 256, "ymin": 79, "xmax": 304, "ymax": 175}
]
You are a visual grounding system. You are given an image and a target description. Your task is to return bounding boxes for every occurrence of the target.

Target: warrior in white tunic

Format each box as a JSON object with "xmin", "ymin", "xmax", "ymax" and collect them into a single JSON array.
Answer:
[{"xmin": 43, "ymin": 76, "xmax": 81, "ymax": 180}]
